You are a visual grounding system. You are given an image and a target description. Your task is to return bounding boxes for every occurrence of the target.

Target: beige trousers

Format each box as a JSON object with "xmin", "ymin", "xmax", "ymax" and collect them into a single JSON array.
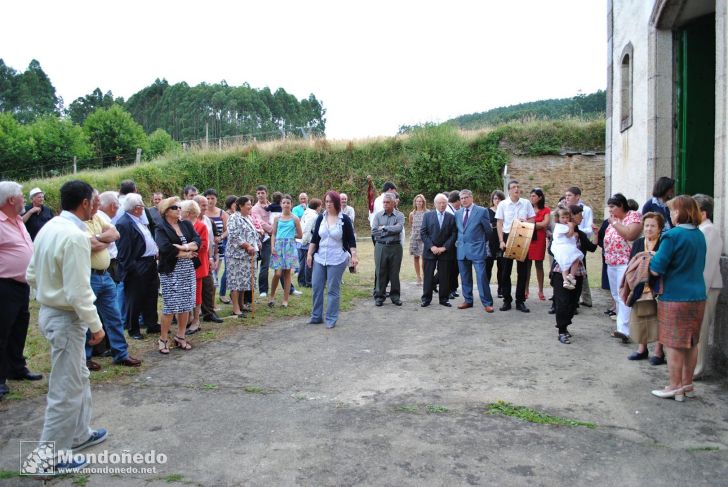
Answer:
[{"xmin": 694, "ymin": 288, "xmax": 720, "ymax": 378}]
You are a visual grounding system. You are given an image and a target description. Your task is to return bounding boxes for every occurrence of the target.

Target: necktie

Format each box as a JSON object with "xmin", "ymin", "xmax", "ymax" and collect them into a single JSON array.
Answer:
[
  {"xmin": 438, "ymin": 212, "xmax": 443, "ymax": 229},
  {"xmin": 463, "ymin": 208, "xmax": 470, "ymax": 227}
]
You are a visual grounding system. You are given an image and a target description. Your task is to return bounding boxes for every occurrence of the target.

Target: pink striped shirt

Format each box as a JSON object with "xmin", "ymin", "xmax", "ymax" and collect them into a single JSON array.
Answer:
[{"xmin": 0, "ymin": 209, "xmax": 34, "ymax": 283}]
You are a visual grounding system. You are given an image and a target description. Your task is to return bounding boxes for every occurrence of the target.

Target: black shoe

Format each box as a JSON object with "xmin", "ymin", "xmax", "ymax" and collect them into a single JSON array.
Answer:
[
  {"xmin": 8, "ymin": 369, "xmax": 43, "ymax": 381},
  {"xmin": 628, "ymin": 350, "xmax": 649, "ymax": 361},
  {"xmin": 516, "ymin": 302, "xmax": 530, "ymax": 313},
  {"xmin": 420, "ymin": 301, "xmax": 431, "ymax": 307},
  {"xmin": 451, "ymin": 292, "xmax": 459, "ymax": 298},
  {"xmin": 203, "ymin": 313, "xmax": 224, "ymax": 323},
  {"xmin": 497, "ymin": 293, "xmax": 503, "ymax": 299},
  {"xmin": 548, "ymin": 308, "xmax": 556, "ymax": 315},
  {"xmin": 0, "ymin": 382, "xmax": 8, "ymax": 400},
  {"xmin": 579, "ymin": 301, "xmax": 593, "ymax": 308},
  {"xmin": 392, "ymin": 300, "xmax": 403, "ymax": 306},
  {"xmin": 375, "ymin": 300, "xmax": 384, "ymax": 307},
  {"xmin": 499, "ymin": 303, "xmax": 511, "ymax": 311},
  {"xmin": 128, "ymin": 331, "xmax": 144, "ymax": 340},
  {"xmin": 649, "ymin": 355, "xmax": 666, "ymax": 366},
  {"xmin": 145, "ymin": 323, "xmax": 161, "ymax": 334},
  {"xmin": 440, "ymin": 301, "xmax": 452, "ymax": 307},
  {"xmin": 573, "ymin": 309, "xmax": 579, "ymax": 315}
]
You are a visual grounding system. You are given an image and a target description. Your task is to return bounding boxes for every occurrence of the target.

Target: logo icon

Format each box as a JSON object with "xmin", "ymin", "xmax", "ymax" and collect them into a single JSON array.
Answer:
[{"xmin": 19, "ymin": 441, "xmax": 55, "ymax": 475}]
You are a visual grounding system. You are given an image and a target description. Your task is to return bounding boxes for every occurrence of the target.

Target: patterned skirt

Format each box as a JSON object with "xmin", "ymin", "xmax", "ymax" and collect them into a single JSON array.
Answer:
[
  {"xmin": 226, "ymin": 255, "xmax": 254, "ymax": 291},
  {"xmin": 271, "ymin": 238, "xmax": 298, "ymax": 270},
  {"xmin": 160, "ymin": 258, "xmax": 196, "ymax": 315},
  {"xmin": 657, "ymin": 300, "xmax": 706, "ymax": 349}
]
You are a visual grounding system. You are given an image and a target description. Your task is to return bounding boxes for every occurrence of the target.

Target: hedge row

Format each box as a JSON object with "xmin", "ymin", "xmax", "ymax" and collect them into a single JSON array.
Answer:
[{"xmin": 19, "ymin": 120, "xmax": 605, "ymax": 217}]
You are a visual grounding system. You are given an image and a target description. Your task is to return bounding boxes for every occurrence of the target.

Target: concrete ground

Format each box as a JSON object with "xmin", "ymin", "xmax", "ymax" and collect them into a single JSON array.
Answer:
[{"xmin": 1, "ymin": 280, "xmax": 727, "ymax": 486}]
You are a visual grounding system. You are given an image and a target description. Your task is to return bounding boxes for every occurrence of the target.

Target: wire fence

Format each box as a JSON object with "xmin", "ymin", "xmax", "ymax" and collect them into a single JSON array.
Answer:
[{"xmin": 1, "ymin": 127, "xmax": 315, "ymax": 182}]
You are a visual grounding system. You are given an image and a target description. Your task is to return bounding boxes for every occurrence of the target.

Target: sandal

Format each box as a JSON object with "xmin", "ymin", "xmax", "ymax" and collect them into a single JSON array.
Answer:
[
  {"xmin": 281, "ymin": 302, "xmax": 288, "ymax": 308},
  {"xmin": 538, "ymin": 291, "xmax": 546, "ymax": 301},
  {"xmin": 220, "ymin": 296, "xmax": 231, "ymax": 304},
  {"xmin": 268, "ymin": 301, "xmax": 275, "ymax": 308},
  {"xmin": 173, "ymin": 335, "xmax": 192, "ymax": 350},
  {"xmin": 186, "ymin": 324, "xmax": 201, "ymax": 335},
  {"xmin": 158, "ymin": 339, "xmax": 170, "ymax": 355}
]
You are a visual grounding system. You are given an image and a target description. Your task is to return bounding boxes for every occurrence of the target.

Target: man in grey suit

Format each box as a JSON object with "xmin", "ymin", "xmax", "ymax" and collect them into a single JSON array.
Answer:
[
  {"xmin": 455, "ymin": 189, "xmax": 495, "ymax": 313},
  {"xmin": 420, "ymin": 194, "xmax": 457, "ymax": 307}
]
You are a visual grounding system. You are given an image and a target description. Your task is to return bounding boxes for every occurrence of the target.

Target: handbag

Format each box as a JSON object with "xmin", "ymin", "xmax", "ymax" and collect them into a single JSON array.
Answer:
[{"xmin": 633, "ymin": 289, "xmax": 657, "ymax": 317}]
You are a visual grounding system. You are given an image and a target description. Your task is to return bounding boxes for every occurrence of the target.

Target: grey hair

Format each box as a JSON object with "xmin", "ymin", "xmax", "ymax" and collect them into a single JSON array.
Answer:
[
  {"xmin": 0, "ymin": 181, "xmax": 23, "ymax": 207},
  {"xmin": 122, "ymin": 193, "xmax": 144, "ymax": 212},
  {"xmin": 693, "ymin": 193, "xmax": 714, "ymax": 221},
  {"xmin": 434, "ymin": 193, "xmax": 448, "ymax": 204},
  {"xmin": 180, "ymin": 199, "xmax": 200, "ymax": 218},
  {"xmin": 383, "ymin": 193, "xmax": 397, "ymax": 202},
  {"xmin": 99, "ymin": 191, "xmax": 119, "ymax": 208},
  {"xmin": 460, "ymin": 189, "xmax": 473, "ymax": 198}
]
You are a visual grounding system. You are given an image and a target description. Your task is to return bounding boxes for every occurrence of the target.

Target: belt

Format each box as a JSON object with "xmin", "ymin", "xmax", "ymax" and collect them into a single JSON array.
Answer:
[
  {"xmin": 91, "ymin": 269, "xmax": 108, "ymax": 276},
  {"xmin": 376, "ymin": 241, "xmax": 401, "ymax": 246},
  {"xmin": 0, "ymin": 277, "xmax": 28, "ymax": 287},
  {"xmin": 141, "ymin": 256, "xmax": 156, "ymax": 261}
]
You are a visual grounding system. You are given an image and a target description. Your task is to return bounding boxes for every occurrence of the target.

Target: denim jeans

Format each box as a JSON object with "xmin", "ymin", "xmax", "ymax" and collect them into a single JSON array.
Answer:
[
  {"xmin": 219, "ymin": 258, "xmax": 228, "ymax": 297},
  {"xmin": 86, "ymin": 272, "xmax": 130, "ymax": 362},
  {"xmin": 297, "ymin": 247, "xmax": 312, "ymax": 286},
  {"xmin": 311, "ymin": 260, "xmax": 347, "ymax": 326}
]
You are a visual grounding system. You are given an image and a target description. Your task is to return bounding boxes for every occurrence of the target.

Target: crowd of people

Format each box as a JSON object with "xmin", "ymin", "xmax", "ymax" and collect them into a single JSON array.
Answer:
[{"xmin": 0, "ymin": 175, "xmax": 720, "ymax": 469}]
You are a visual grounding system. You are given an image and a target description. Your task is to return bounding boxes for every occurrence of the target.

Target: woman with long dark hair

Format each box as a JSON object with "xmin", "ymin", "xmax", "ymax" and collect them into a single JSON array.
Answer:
[{"xmin": 527, "ymin": 188, "xmax": 551, "ymax": 301}]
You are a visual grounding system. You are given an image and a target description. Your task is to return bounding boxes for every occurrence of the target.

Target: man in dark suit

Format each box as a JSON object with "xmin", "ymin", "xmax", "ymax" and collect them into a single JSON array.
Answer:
[
  {"xmin": 420, "ymin": 194, "xmax": 457, "ymax": 307},
  {"xmin": 455, "ymin": 189, "xmax": 495, "ymax": 313},
  {"xmin": 115, "ymin": 193, "xmax": 160, "ymax": 340}
]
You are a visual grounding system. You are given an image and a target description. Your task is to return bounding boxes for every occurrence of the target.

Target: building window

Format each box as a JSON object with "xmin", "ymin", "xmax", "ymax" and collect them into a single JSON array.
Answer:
[{"xmin": 620, "ymin": 43, "xmax": 634, "ymax": 132}]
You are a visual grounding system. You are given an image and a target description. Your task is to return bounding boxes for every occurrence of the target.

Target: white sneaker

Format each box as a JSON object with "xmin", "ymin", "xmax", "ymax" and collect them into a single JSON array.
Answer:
[
  {"xmin": 292, "ymin": 290, "xmax": 303, "ymax": 296},
  {"xmin": 259, "ymin": 292, "xmax": 267, "ymax": 297}
]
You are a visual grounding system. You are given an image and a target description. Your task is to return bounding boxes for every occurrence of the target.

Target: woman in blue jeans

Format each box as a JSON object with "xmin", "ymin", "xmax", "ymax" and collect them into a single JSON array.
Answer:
[{"xmin": 306, "ymin": 191, "xmax": 358, "ymax": 328}]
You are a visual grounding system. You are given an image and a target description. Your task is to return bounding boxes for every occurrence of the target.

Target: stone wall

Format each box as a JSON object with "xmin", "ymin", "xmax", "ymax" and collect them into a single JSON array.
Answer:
[{"xmin": 504, "ymin": 153, "xmax": 606, "ymax": 220}]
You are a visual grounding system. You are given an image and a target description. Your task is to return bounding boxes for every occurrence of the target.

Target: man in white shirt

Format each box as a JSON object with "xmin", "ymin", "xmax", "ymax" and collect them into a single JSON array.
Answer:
[
  {"xmin": 116, "ymin": 193, "xmax": 160, "ymax": 339},
  {"xmin": 564, "ymin": 186, "xmax": 595, "ymax": 307},
  {"xmin": 496, "ymin": 180, "xmax": 536, "ymax": 312},
  {"xmin": 26, "ymin": 180, "xmax": 107, "ymax": 471},
  {"xmin": 694, "ymin": 194, "xmax": 723, "ymax": 378}
]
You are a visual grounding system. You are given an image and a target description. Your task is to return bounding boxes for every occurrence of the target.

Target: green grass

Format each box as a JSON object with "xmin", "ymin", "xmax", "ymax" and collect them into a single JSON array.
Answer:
[
  {"xmin": 162, "ymin": 473, "xmax": 185, "ymax": 483},
  {"xmin": 485, "ymin": 401, "xmax": 596, "ymax": 429},
  {"xmin": 686, "ymin": 446, "xmax": 721, "ymax": 452},
  {"xmin": 0, "ymin": 470, "xmax": 20, "ymax": 479},
  {"xmin": 72, "ymin": 474, "xmax": 90, "ymax": 486},
  {"xmin": 425, "ymin": 404, "xmax": 450, "ymax": 414},
  {"xmin": 243, "ymin": 385, "xmax": 267, "ymax": 394},
  {"xmin": 202, "ymin": 384, "xmax": 218, "ymax": 390}
]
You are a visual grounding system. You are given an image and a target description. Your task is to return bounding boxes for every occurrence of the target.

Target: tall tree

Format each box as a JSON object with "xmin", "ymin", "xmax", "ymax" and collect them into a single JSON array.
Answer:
[
  {"xmin": 83, "ymin": 104, "xmax": 148, "ymax": 165},
  {"xmin": 67, "ymin": 88, "xmax": 122, "ymax": 125}
]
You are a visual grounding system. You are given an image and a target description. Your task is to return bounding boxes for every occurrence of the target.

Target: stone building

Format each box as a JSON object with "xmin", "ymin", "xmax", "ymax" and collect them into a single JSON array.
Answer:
[{"xmin": 606, "ymin": 0, "xmax": 728, "ymax": 375}]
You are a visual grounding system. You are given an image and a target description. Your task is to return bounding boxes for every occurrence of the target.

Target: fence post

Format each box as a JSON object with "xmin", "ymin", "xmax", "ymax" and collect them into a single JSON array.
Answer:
[
  {"xmin": 205, "ymin": 122, "xmax": 209, "ymax": 149},
  {"xmin": 135, "ymin": 148, "xmax": 142, "ymax": 164},
  {"xmin": 73, "ymin": 156, "xmax": 77, "ymax": 174},
  {"xmin": 219, "ymin": 138, "xmax": 222, "ymax": 151}
]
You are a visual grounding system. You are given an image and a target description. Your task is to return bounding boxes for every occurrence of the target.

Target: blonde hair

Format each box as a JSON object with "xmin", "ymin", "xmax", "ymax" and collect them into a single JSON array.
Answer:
[
  {"xmin": 180, "ymin": 199, "xmax": 200, "ymax": 219},
  {"xmin": 412, "ymin": 194, "xmax": 427, "ymax": 211}
]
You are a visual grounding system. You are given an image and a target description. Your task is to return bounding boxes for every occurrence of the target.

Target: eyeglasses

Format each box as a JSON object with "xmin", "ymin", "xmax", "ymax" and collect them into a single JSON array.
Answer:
[{"xmin": 169, "ymin": 205, "xmax": 181, "ymax": 210}]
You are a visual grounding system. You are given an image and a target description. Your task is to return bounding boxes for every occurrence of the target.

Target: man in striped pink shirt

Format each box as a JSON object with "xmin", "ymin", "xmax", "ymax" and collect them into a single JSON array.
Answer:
[{"xmin": 0, "ymin": 181, "xmax": 42, "ymax": 401}]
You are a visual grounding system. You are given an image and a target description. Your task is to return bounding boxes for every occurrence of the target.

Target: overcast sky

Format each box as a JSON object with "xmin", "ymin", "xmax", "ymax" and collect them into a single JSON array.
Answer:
[{"xmin": 2, "ymin": 0, "xmax": 606, "ymax": 140}]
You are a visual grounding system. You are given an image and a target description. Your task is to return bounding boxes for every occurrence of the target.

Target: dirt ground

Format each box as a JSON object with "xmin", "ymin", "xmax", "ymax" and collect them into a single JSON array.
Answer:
[{"xmin": 1, "ymin": 271, "xmax": 727, "ymax": 486}]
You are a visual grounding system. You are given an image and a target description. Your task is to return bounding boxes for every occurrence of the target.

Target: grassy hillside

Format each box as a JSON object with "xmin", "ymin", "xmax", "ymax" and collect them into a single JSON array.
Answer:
[
  {"xmin": 20, "ymin": 120, "xmax": 605, "ymax": 216},
  {"xmin": 448, "ymin": 91, "xmax": 606, "ymax": 130}
]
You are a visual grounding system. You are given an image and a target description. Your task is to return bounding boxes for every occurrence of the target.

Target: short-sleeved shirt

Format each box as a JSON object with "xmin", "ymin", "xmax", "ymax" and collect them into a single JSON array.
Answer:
[
  {"xmin": 495, "ymin": 198, "xmax": 536, "ymax": 233},
  {"xmin": 603, "ymin": 210, "xmax": 641, "ymax": 266},
  {"xmin": 23, "ymin": 204, "xmax": 54, "ymax": 240}
]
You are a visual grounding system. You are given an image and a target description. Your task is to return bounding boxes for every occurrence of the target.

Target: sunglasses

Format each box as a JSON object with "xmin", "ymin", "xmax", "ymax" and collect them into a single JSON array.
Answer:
[{"xmin": 169, "ymin": 205, "xmax": 181, "ymax": 210}]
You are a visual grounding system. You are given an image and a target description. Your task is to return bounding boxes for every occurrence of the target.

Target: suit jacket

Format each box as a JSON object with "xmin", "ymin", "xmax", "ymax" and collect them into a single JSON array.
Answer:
[
  {"xmin": 116, "ymin": 212, "xmax": 153, "ymax": 282},
  {"xmin": 420, "ymin": 210, "xmax": 457, "ymax": 261},
  {"xmin": 455, "ymin": 204, "xmax": 493, "ymax": 261}
]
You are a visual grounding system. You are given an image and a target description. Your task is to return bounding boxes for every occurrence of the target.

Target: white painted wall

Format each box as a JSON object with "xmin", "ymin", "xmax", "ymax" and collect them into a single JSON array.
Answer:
[{"xmin": 608, "ymin": 0, "xmax": 654, "ymax": 205}]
